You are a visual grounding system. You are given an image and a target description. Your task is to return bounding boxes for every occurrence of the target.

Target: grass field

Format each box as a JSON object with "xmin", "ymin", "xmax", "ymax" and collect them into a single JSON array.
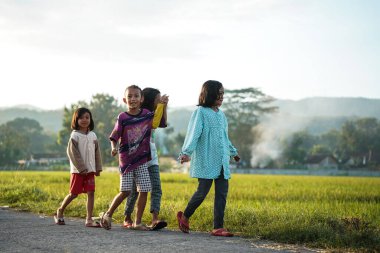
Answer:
[{"xmin": 0, "ymin": 171, "xmax": 379, "ymax": 251}]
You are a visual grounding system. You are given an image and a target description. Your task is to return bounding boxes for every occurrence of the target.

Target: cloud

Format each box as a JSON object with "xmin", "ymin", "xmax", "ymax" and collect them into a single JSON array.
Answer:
[{"xmin": 0, "ymin": 0, "xmax": 284, "ymax": 62}]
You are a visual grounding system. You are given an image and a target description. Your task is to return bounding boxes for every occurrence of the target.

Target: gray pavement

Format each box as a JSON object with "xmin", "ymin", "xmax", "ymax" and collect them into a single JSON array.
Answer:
[{"xmin": 0, "ymin": 208, "xmax": 323, "ymax": 253}]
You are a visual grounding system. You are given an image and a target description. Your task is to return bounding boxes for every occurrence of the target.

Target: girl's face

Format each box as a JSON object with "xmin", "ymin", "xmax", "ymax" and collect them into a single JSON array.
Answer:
[
  {"xmin": 153, "ymin": 93, "xmax": 161, "ymax": 110},
  {"xmin": 77, "ymin": 112, "xmax": 91, "ymax": 131},
  {"xmin": 124, "ymin": 88, "xmax": 143, "ymax": 110},
  {"xmin": 214, "ymin": 87, "xmax": 224, "ymax": 107}
]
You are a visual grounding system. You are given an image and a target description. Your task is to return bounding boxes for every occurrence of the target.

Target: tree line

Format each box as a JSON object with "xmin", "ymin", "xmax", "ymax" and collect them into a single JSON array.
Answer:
[
  {"xmin": 1, "ymin": 89, "xmax": 379, "ymax": 170},
  {"xmin": 279, "ymin": 118, "xmax": 380, "ymax": 169}
]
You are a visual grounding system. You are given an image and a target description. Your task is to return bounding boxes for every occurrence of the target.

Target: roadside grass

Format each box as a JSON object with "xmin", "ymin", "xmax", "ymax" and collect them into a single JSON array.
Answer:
[{"xmin": 0, "ymin": 171, "xmax": 379, "ymax": 251}]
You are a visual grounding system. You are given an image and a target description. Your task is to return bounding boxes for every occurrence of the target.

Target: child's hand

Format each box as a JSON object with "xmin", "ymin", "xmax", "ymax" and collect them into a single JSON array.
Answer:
[
  {"xmin": 160, "ymin": 95, "xmax": 169, "ymax": 105},
  {"xmin": 179, "ymin": 154, "xmax": 190, "ymax": 164},
  {"xmin": 233, "ymin": 155, "xmax": 240, "ymax": 162},
  {"xmin": 95, "ymin": 171, "xmax": 101, "ymax": 176},
  {"xmin": 111, "ymin": 148, "xmax": 118, "ymax": 157}
]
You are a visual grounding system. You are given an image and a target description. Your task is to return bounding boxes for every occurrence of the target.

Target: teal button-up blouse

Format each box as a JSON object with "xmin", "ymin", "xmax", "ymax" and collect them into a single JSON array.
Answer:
[{"xmin": 180, "ymin": 106, "xmax": 238, "ymax": 179}]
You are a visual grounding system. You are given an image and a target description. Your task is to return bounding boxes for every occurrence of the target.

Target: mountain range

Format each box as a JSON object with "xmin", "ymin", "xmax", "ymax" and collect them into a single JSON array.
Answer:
[{"xmin": 1, "ymin": 97, "xmax": 380, "ymax": 134}]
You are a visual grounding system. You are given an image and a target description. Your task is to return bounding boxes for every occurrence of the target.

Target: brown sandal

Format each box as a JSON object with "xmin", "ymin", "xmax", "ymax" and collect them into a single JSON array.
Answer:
[
  {"xmin": 100, "ymin": 212, "xmax": 112, "ymax": 230},
  {"xmin": 211, "ymin": 228, "xmax": 234, "ymax": 237}
]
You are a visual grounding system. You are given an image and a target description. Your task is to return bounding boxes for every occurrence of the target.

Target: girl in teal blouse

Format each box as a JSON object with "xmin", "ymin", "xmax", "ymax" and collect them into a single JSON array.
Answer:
[{"xmin": 177, "ymin": 80, "xmax": 240, "ymax": 237}]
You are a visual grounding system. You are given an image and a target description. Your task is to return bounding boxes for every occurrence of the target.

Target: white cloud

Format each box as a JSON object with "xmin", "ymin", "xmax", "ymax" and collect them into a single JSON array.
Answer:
[{"xmin": 0, "ymin": 0, "xmax": 379, "ymax": 110}]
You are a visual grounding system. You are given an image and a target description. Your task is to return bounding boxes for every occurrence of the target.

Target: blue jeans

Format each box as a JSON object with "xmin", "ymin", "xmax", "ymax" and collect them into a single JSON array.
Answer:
[{"xmin": 124, "ymin": 165, "xmax": 162, "ymax": 215}]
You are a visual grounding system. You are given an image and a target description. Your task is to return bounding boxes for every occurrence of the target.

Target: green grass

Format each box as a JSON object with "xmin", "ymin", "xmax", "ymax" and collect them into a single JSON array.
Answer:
[{"xmin": 0, "ymin": 171, "xmax": 379, "ymax": 251}]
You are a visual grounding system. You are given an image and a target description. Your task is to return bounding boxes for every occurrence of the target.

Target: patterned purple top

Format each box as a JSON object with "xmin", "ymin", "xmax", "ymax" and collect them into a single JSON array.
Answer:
[{"xmin": 110, "ymin": 109, "xmax": 154, "ymax": 174}]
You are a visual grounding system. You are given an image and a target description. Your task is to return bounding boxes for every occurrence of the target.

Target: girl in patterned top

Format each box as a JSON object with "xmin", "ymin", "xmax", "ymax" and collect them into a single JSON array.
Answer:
[{"xmin": 177, "ymin": 80, "xmax": 240, "ymax": 237}]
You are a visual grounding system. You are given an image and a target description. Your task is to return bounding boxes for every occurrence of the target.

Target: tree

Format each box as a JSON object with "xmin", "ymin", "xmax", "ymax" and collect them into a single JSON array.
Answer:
[
  {"xmin": 160, "ymin": 126, "xmax": 186, "ymax": 157},
  {"xmin": 316, "ymin": 129, "xmax": 347, "ymax": 164},
  {"xmin": 90, "ymin": 94, "xmax": 123, "ymax": 164},
  {"xmin": 309, "ymin": 144, "xmax": 331, "ymax": 156},
  {"xmin": 57, "ymin": 94, "xmax": 123, "ymax": 165},
  {"xmin": 339, "ymin": 118, "xmax": 380, "ymax": 167},
  {"xmin": 0, "ymin": 124, "xmax": 29, "ymax": 166},
  {"xmin": 0, "ymin": 118, "xmax": 50, "ymax": 165},
  {"xmin": 223, "ymin": 88, "xmax": 277, "ymax": 166},
  {"xmin": 282, "ymin": 131, "xmax": 315, "ymax": 165},
  {"xmin": 6, "ymin": 117, "xmax": 51, "ymax": 154}
]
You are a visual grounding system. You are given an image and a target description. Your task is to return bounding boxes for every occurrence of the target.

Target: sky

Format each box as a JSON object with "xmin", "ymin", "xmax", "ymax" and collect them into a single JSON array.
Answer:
[{"xmin": 0, "ymin": 0, "xmax": 379, "ymax": 110}]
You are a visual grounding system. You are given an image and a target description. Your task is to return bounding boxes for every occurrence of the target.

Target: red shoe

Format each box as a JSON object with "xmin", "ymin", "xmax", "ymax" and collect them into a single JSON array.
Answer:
[
  {"xmin": 211, "ymin": 228, "xmax": 234, "ymax": 237},
  {"xmin": 122, "ymin": 221, "xmax": 133, "ymax": 229},
  {"xmin": 176, "ymin": 211, "xmax": 189, "ymax": 233}
]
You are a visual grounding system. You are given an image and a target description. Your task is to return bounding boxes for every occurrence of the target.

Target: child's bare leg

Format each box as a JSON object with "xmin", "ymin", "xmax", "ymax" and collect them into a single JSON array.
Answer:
[
  {"xmin": 135, "ymin": 192, "xmax": 147, "ymax": 225},
  {"xmin": 57, "ymin": 193, "xmax": 77, "ymax": 217},
  {"xmin": 106, "ymin": 191, "xmax": 129, "ymax": 217},
  {"xmin": 86, "ymin": 191, "xmax": 95, "ymax": 222}
]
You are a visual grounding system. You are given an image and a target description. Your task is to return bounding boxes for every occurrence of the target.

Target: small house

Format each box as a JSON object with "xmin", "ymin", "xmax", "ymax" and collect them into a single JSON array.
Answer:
[{"xmin": 305, "ymin": 155, "xmax": 338, "ymax": 169}]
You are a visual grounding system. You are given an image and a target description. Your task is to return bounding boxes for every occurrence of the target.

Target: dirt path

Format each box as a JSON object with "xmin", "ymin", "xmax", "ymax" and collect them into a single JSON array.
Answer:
[{"xmin": 0, "ymin": 208, "xmax": 324, "ymax": 253}]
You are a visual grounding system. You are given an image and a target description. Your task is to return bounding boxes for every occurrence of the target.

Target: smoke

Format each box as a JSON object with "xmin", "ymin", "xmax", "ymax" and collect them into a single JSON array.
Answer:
[{"xmin": 250, "ymin": 112, "xmax": 311, "ymax": 168}]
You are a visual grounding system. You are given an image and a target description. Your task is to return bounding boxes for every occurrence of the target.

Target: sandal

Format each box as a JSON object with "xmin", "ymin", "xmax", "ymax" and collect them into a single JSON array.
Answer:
[
  {"xmin": 85, "ymin": 220, "xmax": 101, "ymax": 228},
  {"xmin": 54, "ymin": 215, "xmax": 65, "ymax": 225},
  {"xmin": 122, "ymin": 221, "xmax": 133, "ymax": 229},
  {"xmin": 150, "ymin": 220, "xmax": 168, "ymax": 231},
  {"xmin": 100, "ymin": 212, "xmax": 112, "ymax": 230},
  {"xmin": 132, "ymin": 223, "xmax": 149, "ymax": 231},
  {"xmin": 176, "ymin": 211, "xmax": 189, "ymax": 233},
  {"xmin": 211, "ymin": 228, "xmax": 234, "ymax": 237}
]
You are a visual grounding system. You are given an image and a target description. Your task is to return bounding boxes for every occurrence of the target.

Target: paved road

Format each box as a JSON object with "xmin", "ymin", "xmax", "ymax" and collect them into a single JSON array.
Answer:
[{"xmin": 0, "ymin": 208, "xmax": 323, "ymax": 253}]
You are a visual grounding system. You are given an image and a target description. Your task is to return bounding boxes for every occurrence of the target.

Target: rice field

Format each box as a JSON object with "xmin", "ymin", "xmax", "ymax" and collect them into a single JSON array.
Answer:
[{"xmin": 0, "ymin": 171, "xmax": 379, "ymax": 251}]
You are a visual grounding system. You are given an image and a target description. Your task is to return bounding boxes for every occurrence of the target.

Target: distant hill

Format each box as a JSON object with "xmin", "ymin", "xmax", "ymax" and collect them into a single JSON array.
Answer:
[
  {"xmin": 271, "ymin": 97, "xmax": 380, "ymax": 118},
  {"xmin": 168, "ymin": 97, "xmax": 380, "ymax": 135},
  {"xmin": 1, "ymin": 97, "xmax": 380, "ymax": 134},
  {"xmin": 0, "ymin": 107, "xmax": 63, "ymax": 133}
]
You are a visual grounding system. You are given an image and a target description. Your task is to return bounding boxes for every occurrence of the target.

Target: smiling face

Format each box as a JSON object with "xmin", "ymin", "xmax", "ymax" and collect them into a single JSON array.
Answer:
[
  {"xmin": 71, "ymin": 107, "xmax": 94, "ymax": 131},
  {"xmin": 77, "ymin": 112, "xmax": 91, "ymax": 132},
  {"xmin": 123, "ymin": 87, "xmax": 143, "ymax": 113}
]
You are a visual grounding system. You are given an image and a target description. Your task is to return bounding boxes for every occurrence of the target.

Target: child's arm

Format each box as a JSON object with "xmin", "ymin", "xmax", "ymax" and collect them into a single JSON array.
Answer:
[
  {"xmin": 159, "ymin": 95, "xmax": 169, "ymax": 128},
  {"xmin": 67, "ymin": 138, "xmax": 88, "ymax": 174},
  {"xmin": 110, "ymin": 140, "xmax": 118, "ymax": 157},
  {"xmin": 109, "ymin": 114, "xmax": 122, "ymax": 157},
  {"xmin": 179, "ymin": 108, "xmax": 203, "ymax": 161},
  {"xmin": 152, "ymin": 103, "xmax": 164, "ymax": 129},
  {"xmin": 94, "ymin": 140, "xmax": 102, "ymax": 175}
]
